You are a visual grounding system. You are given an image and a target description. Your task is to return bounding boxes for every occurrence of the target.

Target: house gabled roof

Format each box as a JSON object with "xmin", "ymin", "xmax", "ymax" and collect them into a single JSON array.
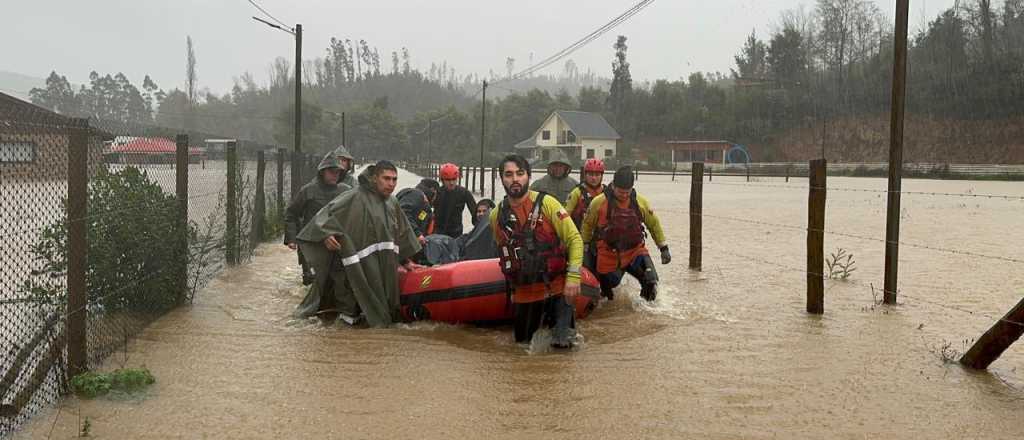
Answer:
[
  {"xmin": 514, "ymin": 137, "xmax": 536, "ymax": 149},
  {"xmin": 554, "ymin": 110, "xmax": 621, "ymax": 140}
]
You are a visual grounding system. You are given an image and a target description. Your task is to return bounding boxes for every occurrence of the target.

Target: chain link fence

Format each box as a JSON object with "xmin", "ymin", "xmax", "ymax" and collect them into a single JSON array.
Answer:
[{"xmin": 0, "ymin": 95, "xmax": 311, "ymax": 437}]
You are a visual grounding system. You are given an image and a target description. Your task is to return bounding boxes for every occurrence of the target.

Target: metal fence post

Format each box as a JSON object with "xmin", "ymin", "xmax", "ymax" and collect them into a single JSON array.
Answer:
[
  {"xmin": 807, "ymin": 159, "xmax": 827, "ymax": 314},
  {"xmin": 175, "ymin": 134, "xmax": 189, "ymax": 304},
  {"xmin": 490, "ymin": 166, "xmax": 496, "ymax": 201},
  {"xmin": 689, "ymin": 162, "xmax": 703, "ymax": 271},
  {"xmin": 226, "ymin": 141, "xmax": 238, "ymax": 266},
  {"xmin": 67, "ymin": 118, "xmax": 89, "ymax": 377}
]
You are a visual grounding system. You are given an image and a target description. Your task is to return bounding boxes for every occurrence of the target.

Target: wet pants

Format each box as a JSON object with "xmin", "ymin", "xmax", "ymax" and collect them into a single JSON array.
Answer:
[
  {"xmin": 297, "ymin": 249, "xmax": 313, "ymax": 276},
  {"xmin": 513, "ymin": 296, "xmax": 576, "ymax": 343},
  {"xmin": 598, "ymin": 254, "xmax": 658, "ymax": 292}
]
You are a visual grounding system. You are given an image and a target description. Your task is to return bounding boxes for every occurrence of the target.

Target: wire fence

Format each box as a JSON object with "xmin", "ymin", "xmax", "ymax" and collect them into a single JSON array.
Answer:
[
  {"xmin": 0, "ymin": 96, "xmax": 317, "ymax": 436},
  {"xmin": 673, "ymin": 164, "xmax": 1024, "ymax": 333}
]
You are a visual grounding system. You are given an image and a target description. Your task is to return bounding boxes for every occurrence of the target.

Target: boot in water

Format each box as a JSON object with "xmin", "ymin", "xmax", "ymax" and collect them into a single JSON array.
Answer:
[
  {"xmin": 550, "ymin": 298, "xmax": 576, "ymax": 349},
  {"xmin": 640, "ymin": 283, "xmax": 657, "ymax": 301},
  {"xmin": 601, "ymin": 287, "xmax": 614, "ymax": 301}
]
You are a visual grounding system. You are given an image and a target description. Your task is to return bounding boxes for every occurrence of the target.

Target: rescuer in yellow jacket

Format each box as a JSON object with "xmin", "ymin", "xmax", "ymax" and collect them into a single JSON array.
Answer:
[
  {"xmin": 564, "ymin": 158, "xmax": 606, "ymax": 272},
  {"xmin": 581, "ymin": 166, "xmax": 671, "ymax": 301},
  {"xmin": 490, "ymin": 154, "xmax": 583, "ymax": 349}
]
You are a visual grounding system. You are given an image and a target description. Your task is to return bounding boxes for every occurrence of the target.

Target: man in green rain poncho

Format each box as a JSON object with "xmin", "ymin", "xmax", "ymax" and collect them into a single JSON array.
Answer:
[
  {"xmin": 293, "ymin": 160, "xmax": 423, "ymax": 326},
  {"xmin": 529, "ymin": 148, "xmax": 578, "ymax": 205},
  {"xmin": 331, "ymin": 144, "xmax": 357, "ymax": 188},
  {"xmin": 284, "ymin": 153, "xmax": 351, "ymax": 285}
]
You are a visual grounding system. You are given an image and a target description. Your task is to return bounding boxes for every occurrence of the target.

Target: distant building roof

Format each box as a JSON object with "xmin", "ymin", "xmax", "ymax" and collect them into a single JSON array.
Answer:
[
  {"xmin": 663, "ymin": 140, "xmax": 734, "ymax": 150},
  {"xmin": 555, "ymin": 110, "xmax": 621, "ymax": 140},
  {"xmin": 0, "ymin": 91, "xmax": 77, "ymax": 127}
]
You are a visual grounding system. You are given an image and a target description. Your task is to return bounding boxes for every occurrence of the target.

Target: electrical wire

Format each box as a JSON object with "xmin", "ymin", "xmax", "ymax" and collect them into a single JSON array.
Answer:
[{"xmin": 491, "ymin": 0, "xmax": 656, "ymax": 86}]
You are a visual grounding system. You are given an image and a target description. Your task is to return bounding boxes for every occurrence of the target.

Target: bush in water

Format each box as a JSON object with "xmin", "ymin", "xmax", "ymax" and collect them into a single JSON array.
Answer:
[{"xmin": 21, "ymin": 166, "xmax": 193, "ymax": 314}]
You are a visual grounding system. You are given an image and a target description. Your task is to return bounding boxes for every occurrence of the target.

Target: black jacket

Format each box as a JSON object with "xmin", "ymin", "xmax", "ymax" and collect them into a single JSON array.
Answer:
[
  {"xmin": 432, "ymin": 185, "xmax": 475, "ymax": 237},
  {"xmin": 396, "ymin": 187, "xmax": 433, "ymax": 237}
]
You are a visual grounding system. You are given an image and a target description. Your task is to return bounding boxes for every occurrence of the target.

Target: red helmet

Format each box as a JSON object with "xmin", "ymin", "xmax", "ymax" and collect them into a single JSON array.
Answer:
[
  {"xmin": 583, "ymin": 158, "xmax": 605, "ymax": 173},
  {"xmin": 439, "ymin": 163, "xmax": 459, "ymax": 180}
]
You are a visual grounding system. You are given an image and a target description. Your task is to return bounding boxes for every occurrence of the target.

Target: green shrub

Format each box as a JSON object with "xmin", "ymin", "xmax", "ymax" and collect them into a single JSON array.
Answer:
[
  {"xmin": 69, "ymin": 372, "xmax": 112, "ymax": 399},
  {"xmin": 21, "ymin": 166, "xmax": 194, "ymax": 314},
  {"xmin": 70, "ymin": 368, "xmax": 155, "ymax": 398}
]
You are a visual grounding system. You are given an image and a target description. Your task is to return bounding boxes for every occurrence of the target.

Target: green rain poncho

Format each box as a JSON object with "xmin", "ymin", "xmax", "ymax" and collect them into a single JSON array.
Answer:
[
  {"xmin": 294, "ymin": 166, "xmax": 422, "ymax": 326},
  {"xmin": 529, "ymin": 148, "xmax": 579, "ymax": 205},
  {"xmin": 332, "ymin": 144, "xmax": 357, "ymax": 188},
  {"xmin": 284, "ymin": 153, "xmax": 351, "ymax": 245}
]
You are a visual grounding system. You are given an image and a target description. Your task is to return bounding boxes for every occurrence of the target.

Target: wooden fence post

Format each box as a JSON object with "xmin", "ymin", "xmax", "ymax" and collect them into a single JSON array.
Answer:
[
  {"xmin": 253, "ymin": 150, "xmax": 266, "ymax": 246},
  {"xmin": 689, "ymin": 162, "xmax": 703, "ymax": 271},
  {"xmin": 884, "ymin": 0, "xmax": 910, "ymax": 305},
  {"xmin": 960, "ymin": 298, "xmax": 1024, "ymax": 369},
  {"xmin": 67, "ymin": 118, "xmax": 89, "ymax": 377},
  {"xmin": 807, "ymin": 159, "xmax": 827, "ymax": 314},
  {"xmin": 175, "ymin": 134, "xmax": 189, "ymax": 304},
  {"xmin": 226, "ymin": 141, "xmax": 239, "ymax": 266},
  {"xmin": 276, "ymin": 148, "xmax": 285, "ymax": 213}
]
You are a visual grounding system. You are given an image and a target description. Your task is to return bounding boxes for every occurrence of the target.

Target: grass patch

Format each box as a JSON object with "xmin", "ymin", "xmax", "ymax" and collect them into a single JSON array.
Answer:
[{"xmin": 70, "ymin": 368, "xmax": 155, "ymax": 399}]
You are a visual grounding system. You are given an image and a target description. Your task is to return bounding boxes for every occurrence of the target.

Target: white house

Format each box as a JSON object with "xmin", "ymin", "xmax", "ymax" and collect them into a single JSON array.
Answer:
[{"xmin": 514, "ymin": 110, "xmax": 621, "ymax": 163}]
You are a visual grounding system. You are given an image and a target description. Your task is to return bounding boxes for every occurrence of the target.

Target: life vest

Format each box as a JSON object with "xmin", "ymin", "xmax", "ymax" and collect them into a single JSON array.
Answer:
[
  {"xmin": 598, "ymin": 188, "xmax": 647, "ymax": 252},
  {"xmin": 496, "ymin": 193, "xmax": 568, "ymax": 287},
  {"xmin": 570, "ymin": 184, "xmax": 601, "ymax": 228}
]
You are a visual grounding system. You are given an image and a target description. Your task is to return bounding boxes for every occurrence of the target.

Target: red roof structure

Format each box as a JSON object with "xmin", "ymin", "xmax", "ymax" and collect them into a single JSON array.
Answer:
[{"xmin": 110, "ymin": 137, "xmax": 201, "ymax": 155}]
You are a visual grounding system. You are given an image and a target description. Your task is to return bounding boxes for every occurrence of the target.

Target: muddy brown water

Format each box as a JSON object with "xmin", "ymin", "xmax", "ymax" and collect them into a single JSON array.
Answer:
[{"xmin": 15, "ymin": 173, "xmax": 1024, "ymax": 439}]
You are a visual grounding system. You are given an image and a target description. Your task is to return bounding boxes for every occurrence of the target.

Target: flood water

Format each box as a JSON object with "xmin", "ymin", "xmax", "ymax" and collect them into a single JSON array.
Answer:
[{"xmin": 15, "ymin": 172, "xmax": 1024, "ymax": 439}]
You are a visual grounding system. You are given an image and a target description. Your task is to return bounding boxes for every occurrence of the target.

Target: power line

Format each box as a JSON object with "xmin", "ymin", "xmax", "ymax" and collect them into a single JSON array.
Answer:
[
  {"xmin": 247, "ymin": 0, "xmax": 292, "ymax": 30},
  {"xmin": 492, "ymin": 0, "xmax": 656, "ymax": 86}
]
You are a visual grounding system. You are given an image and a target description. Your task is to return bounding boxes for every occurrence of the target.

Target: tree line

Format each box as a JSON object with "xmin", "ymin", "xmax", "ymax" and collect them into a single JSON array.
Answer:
[{"xmin": 29, "ymin": 0, "xmax": 1024, "ymax": 164}]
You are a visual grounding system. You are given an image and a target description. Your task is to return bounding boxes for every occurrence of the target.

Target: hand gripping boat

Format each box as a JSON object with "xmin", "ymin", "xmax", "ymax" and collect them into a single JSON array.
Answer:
[{"xmin": 398, "ymin": 258, "xmax": 601, "ymax": 323}]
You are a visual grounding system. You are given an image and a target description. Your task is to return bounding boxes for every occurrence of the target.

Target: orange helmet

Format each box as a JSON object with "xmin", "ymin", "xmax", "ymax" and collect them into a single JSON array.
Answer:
[
  {"xmin": 439, "ymin": 163, "xmax": 459, "ymax": 180},
  {"xmin": 583, "ymin": 158, "xmax": 605, "ymax": 173}
]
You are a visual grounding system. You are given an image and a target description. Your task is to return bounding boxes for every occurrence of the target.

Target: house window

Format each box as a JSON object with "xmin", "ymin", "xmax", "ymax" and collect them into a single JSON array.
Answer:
[
  {"xmin": 605, "ymin": 149, "xmax": 614, "ymax": 157},
  {"xmin": 567, "ymin": 131, "xmax": 577, "ymax": 144},
  {"xmin": 586, "ymin": 149, "xmax": 595, "ymax": 159},
  {"xmin": 542, "ymin": 130, "xmax": 550, "ymax": 141},
  {"xmin": 0, "ymin": 141, "xmax": 36, "ymax": 163}
]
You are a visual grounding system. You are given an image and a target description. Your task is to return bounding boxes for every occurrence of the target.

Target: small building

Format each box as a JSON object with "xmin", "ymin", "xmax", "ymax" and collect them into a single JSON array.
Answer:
[
  {"xmin": 664, "ymin": 140, "xmax": 735, "ymax": 164},
  {"xmin": 0, "ymin": 92, "xmax": 106, "ymax": 179},
  {"xmin": 514, "ymin": 110, "xmax": 621, "ymax": 164},
  {"xmin": 106, "ymin": 137, "xmax": 203, "ymax": 164}
]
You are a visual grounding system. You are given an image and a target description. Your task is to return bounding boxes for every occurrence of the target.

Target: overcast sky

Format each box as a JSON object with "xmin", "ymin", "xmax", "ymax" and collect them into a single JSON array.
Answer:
[{"xmin": 2, "ymin": 0, "xmax": 957, "ymax": 95}]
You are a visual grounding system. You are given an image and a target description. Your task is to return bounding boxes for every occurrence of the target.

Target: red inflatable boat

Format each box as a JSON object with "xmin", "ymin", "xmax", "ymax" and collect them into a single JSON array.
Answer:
[{"xmin": 398, "ymin": 258, "xmax": 601, "ymax": 323}]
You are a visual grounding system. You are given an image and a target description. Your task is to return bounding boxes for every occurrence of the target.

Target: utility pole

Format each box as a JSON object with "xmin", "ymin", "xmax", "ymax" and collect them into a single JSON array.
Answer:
[
  {"xmin": 341, "ymin": 111, "xmax": 346, "ymax": 146},
  {"xmin": 251, "ymin": 16, "xmax": 302, "ymax": 194},
  {"xmin": 293, "ymin": 23, "xmax": 303, "ymax": 196},
  {"xmin": 479, "ymin": 80, "xmax": 487, "ymax": 195}
]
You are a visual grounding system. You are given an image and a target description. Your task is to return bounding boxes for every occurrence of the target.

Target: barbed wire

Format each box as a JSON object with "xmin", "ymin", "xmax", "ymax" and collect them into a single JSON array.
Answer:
[
  {"xmin": 699, "ymin": 210, "xmax": 1024, "ymax": 265},
  {"xmin": 701, "ymin": 180, "xmax": 1024, "ymax": 200},
  {"xmin": 702, "ymin": 243, "xmax": 1024, "ymax": 328}
]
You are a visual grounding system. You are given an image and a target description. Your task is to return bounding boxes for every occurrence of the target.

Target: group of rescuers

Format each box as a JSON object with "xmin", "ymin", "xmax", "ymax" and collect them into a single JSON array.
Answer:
[{"xmin": 284, "ymin": 145, "xmax": 670, "ymax": 349}]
